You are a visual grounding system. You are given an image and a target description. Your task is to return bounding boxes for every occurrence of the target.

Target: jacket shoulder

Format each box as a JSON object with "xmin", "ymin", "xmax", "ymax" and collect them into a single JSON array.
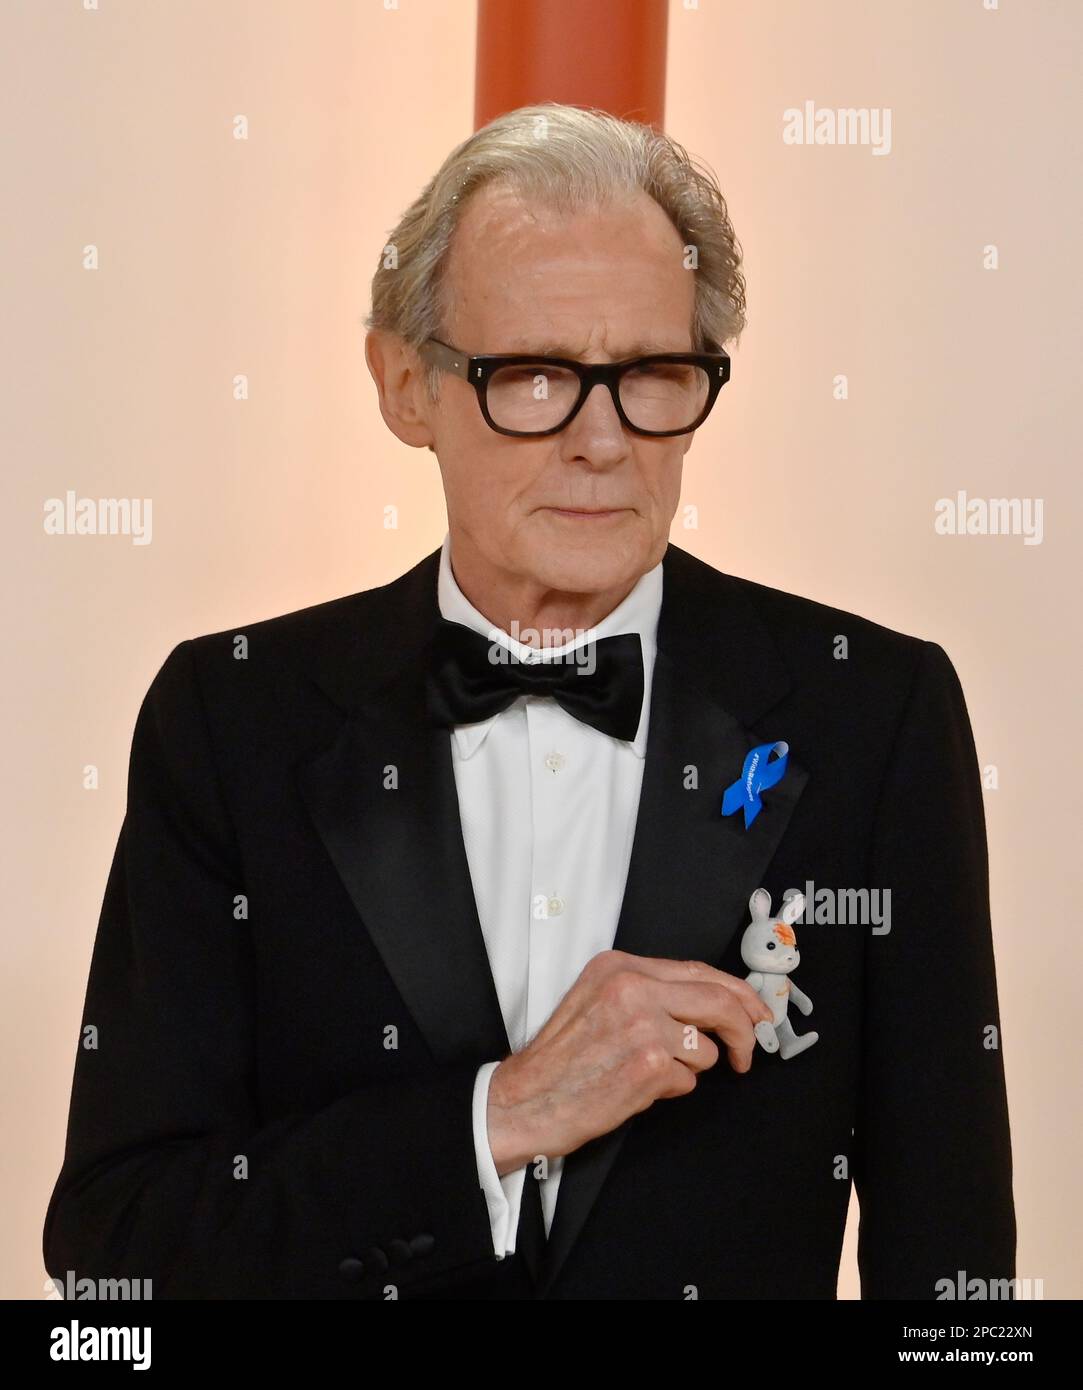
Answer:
[
  {"xmin": 662, "ymin": 544, "xmax": 958, "ymax": 737},
  {"xmin": 668, "ymin": 543, "xmax": 933, "ymax": 663},
  {"xmin": 153, "ymin": 548, "xmax": 440, "ymax": 715},
  {"xmin": 189, "ymin": 550, "xmax": 435, "ymax": 653}
]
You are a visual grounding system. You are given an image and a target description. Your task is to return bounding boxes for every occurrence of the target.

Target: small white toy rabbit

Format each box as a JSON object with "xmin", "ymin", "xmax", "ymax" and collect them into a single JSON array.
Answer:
[{"xmin": 741, "ymin": 887, "xmax": 818, "ymax": 1059}]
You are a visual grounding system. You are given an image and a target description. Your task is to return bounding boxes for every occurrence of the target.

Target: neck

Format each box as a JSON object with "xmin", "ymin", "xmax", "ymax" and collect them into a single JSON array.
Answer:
[{"xmin": 448, "ymin": 544, "xmax": 640, "ymax": 648}]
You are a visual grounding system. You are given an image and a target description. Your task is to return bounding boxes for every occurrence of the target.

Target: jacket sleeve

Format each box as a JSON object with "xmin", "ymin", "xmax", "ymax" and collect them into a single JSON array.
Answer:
[
  {"xmin": 42, "ymin": 639, "xmax": 501, "ymax": 1299},
  {"xmin": 853, "ymin": 639, "xmax": 1017, "ymax": 1299}
]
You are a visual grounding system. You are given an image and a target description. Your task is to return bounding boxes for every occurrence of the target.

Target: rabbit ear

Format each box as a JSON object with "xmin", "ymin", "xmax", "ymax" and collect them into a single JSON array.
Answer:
[
  {"xmin": 749, "ymin": 888, "xmax": 771, "ymax": 920},
  {"xmin": 780, "ymin": 890, "xmax": 805, "ymax": 925}
]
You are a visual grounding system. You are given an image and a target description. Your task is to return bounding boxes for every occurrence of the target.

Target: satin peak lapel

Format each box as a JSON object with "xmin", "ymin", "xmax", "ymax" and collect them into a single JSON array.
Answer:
[
  {"xmin": 538, "ymin": 546, "xmax": 809, "ymax": 1296},
  {"xmin": 296, "ymin": 560, "xmax": 510, "ymax": 1070}
]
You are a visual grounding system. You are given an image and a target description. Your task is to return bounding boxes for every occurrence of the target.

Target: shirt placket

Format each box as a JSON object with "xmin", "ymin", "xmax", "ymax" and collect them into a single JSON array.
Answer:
[{"xmin": 523, "ymin": 695, "xmax": 575, "ymax": 1043}]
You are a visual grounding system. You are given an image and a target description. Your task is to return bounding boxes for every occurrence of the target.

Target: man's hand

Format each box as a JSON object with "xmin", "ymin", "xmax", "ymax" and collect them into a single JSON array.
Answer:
[{"xmin": 486, "ymin": 949, "xmax": 773, "ymax": 1176}]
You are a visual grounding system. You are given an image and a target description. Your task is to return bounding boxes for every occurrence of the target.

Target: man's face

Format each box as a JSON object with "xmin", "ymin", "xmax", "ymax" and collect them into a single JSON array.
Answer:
[{"xmin": 423, "ymin": 184, "xmax": 698, "ymax": 601}]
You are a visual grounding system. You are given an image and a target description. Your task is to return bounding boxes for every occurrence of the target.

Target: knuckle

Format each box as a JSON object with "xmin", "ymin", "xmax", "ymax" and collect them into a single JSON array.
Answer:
[
  {"xmin": 601, "ymin": 969, "xmax": 642, "ymax": 1011},
  {"xmin": 627, "ymin": 1010, "xmax": 656, "ymax": 1044},
  {"xmin": 586, "ymin": 949, "xmax": 624, "ymax": 982},
  {"xmin": 636, "ymin": 1044, "xmax": 670, "ymax": 1079}
]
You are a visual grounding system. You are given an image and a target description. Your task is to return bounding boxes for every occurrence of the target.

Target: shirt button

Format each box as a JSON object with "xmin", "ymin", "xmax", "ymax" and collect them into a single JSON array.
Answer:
[
  {"xmin": 544, "ymin": 751, "xmax": 566, "ymax": 773},
  {"xmin": 546, "ymin": 895, "xmax": 565, "ymax": 917}
]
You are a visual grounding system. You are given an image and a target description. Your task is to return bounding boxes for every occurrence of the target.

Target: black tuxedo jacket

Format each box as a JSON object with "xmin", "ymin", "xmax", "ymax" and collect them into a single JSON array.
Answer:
[{"xmin": 43, "ymin": 542, "xmax": 1016, "ymax": 1299}]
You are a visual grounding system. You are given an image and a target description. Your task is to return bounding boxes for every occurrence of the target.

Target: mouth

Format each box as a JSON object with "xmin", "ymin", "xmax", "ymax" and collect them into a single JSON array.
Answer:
[{"xmin": 544, "ymin": 507, "xmax": 628, "ymax": 520}]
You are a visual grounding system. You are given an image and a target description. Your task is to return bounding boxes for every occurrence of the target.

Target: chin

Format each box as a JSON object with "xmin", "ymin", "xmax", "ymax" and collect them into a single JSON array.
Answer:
[{"xmin": 519, "ymin": 516, "xmax": 649, "ymax": 592}]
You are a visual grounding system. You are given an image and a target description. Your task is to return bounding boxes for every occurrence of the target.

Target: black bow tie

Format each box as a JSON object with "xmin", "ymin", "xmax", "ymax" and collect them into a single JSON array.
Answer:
[{"xmin": 426, "ymin": 618, "xmax": 645, "ymax": 742}]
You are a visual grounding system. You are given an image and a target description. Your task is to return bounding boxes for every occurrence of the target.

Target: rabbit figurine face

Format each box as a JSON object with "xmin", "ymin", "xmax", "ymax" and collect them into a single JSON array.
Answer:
[{"xmin": 740, "ymin": 887, "xmax": 806, "ymax": 974}]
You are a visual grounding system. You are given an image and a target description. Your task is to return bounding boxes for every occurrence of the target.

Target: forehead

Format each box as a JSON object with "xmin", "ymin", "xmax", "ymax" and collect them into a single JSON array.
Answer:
[{"xmin": 443, "ymin": 182, "xmax": 695, "ymax": 354}]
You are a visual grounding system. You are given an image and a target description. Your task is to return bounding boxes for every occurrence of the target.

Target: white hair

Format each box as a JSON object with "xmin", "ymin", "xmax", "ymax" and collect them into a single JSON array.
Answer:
[{"xmin": 366, "ymin": 102, "xmax": 747, "ymax": 400}]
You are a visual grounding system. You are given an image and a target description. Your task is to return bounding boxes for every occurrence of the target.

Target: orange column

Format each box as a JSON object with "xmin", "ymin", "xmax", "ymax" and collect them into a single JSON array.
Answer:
[{"xmin": 474, "ymin": 0, "xmax": 668, "ymax": 131}]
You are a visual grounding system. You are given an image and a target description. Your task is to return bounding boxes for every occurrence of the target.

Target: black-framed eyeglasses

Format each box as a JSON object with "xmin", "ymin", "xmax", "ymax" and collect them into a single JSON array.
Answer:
[{"xmin": 417, "ymin": 338, "xmax": 731, "ymax": 438}]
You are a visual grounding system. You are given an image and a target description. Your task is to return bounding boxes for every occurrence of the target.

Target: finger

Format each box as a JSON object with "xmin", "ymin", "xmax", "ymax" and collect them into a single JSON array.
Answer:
[
  {"xmin": 655, "ymin": 980, "xmax": 761, "ymax": 1072},
  {"xmin": 652, "ymin": 977, "xmax": 770, "ymax": 1036},
  {"xmin": 662, "ymin": 1016, "xmax": 721, "ymax": 1073},
  {"xmin": 664, "ymin": 1011, "xmax": 753, "ymax": 1077},
  {"xmin": 727, "ymin": 1043, "xmax": 755, "ymax": 1075},
  {"xmin": 613, "ymin": 951, "xmax": 772, "ymax": 1025}
]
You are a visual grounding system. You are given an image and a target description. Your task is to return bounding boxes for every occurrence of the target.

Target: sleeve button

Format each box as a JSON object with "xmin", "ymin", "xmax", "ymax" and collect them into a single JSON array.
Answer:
[
  {"xmin": 362, "ymin": 1245, "xmax": 390, "ymax": 1274},
  {"xmin": 338, "ymin": 1257, "xmax": 365, "ymax": 1284},
  {"xmin": 409, "ymin": 1233, "xmax": 436, "ymax": 1258}
]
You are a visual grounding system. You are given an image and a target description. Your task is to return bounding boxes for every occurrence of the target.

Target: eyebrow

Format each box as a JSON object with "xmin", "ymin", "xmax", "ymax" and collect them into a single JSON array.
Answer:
[{"xmin": 504, "ymin": 340, "xmax": 692, "ymax": 358}]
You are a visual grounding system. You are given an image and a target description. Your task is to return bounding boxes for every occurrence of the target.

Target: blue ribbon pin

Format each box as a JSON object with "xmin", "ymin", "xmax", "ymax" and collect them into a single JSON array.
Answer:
[{"xmin": 721, "ymin": 741, "xmax": 789, "ymax": 829}]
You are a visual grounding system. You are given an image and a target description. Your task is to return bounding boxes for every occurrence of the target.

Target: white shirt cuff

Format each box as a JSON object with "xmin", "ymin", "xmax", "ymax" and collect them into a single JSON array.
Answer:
[{"xmin": 472, "ymin": 1060, "xmax": 527, "ymax": 1259}]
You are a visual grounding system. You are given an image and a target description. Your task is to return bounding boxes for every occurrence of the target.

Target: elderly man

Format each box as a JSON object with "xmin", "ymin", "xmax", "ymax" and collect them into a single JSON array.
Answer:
[{"xmin": 44, "ymin": 103, "xmax": 1015, "ymax": 1300}]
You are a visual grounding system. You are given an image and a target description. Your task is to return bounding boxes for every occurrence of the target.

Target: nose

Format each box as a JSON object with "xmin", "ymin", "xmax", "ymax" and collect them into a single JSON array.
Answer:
[{"xmin": 561, "ymin": 381, "xmax": 628, "ymax": 459}]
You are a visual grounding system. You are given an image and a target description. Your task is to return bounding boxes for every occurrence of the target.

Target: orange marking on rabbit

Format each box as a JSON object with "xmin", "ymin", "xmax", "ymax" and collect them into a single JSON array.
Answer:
[{"xmin": 773, "ymin": 922, "xmax": 796, "ymax": 946}]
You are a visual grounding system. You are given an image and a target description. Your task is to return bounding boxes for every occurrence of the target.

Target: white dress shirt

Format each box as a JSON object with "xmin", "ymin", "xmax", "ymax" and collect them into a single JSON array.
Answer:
[{"xmin": 435, "ymin": 531, "xmax": 663, "ymax": 1258}]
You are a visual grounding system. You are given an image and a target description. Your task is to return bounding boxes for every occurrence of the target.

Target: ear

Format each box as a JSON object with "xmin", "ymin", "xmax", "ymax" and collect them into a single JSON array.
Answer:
[
  {"xmin": 364, "ymin": 329, "xmax": 436, "ymax": 450},
  {"xmin": 780, "ymin": 890, "xmax": 805, "ymax": 925},
  {"xmin": 749, "ymin": 888, "xmax": 771, "ymax": 920}
]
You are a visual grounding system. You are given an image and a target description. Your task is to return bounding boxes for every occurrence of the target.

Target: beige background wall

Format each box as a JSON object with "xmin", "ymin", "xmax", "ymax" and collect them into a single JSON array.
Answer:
[{"xmin": 2, "ymin": 0, "xmax": 1078, "ymax": 1299}]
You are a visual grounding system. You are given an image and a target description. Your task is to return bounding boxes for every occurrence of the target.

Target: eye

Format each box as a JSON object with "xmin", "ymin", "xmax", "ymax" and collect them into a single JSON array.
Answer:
[{"xmin": 766, "ymin": 941, "xmax": 776, "ymax": 950}]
